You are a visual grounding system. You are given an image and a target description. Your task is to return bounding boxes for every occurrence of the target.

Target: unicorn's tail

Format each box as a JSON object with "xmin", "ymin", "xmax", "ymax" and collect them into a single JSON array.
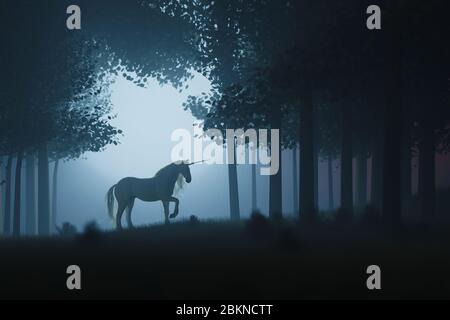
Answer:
[{"xmin": 106, "ymin": 184, "xmax": 116, "ymax": 222}]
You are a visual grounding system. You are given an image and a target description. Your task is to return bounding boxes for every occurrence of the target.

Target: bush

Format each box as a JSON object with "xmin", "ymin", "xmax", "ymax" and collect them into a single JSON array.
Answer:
[
  {"xmin": 56, "ymin": 222, "xmax": 78, "ymax": 236},
  {"xmin": 189, "ymin": 215, "xmax": 200, "ymax": 225},
  {"xmin": 334, "ymin": 207, "xmax": 353, "ymax": 224},
  {"xmin": 245, "ymin": 211, "xmax": 271, "ymax": 238},
  {"xmin": 361, "ymin": 205, "xmax": 381, "ymax": 226},
  {"xmin": 277, "ymin": 227, "xmax": 300, "ymax": 251},
  {"xmin": 78, "ymin": 220, "xmax": 102, "ymax": 244}
]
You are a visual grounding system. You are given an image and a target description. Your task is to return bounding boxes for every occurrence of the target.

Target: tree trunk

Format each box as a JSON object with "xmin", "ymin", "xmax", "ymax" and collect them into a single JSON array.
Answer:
[
  {"xmin": 313, "ymin": 142, "xmax": 319, "ymax": 212},
  {"xmin": 299, "ymin": 89, "xmax": 315, "ymax": 220},
  {"xmin": 371, "ymin": 125, "xmax": 383, "ymax": 212},
  {"xmin": 382, "ymin": 0, "xmax": 402, "ymax": 229},
  {"xmin": 13, "ymin": 150, "xmax": 24, "ymax": 236},
  {"xmin": 313, "ymin": 109, "xmax": 319, "ymax": 212},
  {"xmin": 269, "ymin": 157, "xmax": 282, "ymax": 219},
  {"xmin": 293, "ymin": 148, "xmax": 299, "ymax": 214},
  {"xmin": 38, "ymin": 143, "xmax": 50, "ymax": 235},
  {"xmin": 356, "ymin": 153, "xmax": 367, "ymax": 210},
  {"xmin": 0, "ymin": 158, "xmax": 5, "ymax": 233},
  {"xmin": 419, "ymin": 122, "xmax": 436, "ymax": 218},
  {"xmin": 25, "ymin": 152, "xmax": 36, "ymax": 235},
  {"xmin": 251, "ymin": 164, "xmax": 257, "ymax": 212},
  {"xmin": 269, "ymin": 111, "xmax": 282, "ymax": 219},
  {"xmin": 3, "ymin": 155, "xmax": 13, "ymax": 235},
  {"xmin": 52, "ymin": 159, "xmax": 59, "ymax": 233},
  {"xmin": 341, "ymin": 104, "xmax": 353, "ymax": 216},
  {"xmin": 313, "ymin": 109, "xmax": 320, "ymax": 212},
  {"xmin": 327, "ymin": 154, "xmax": 334, "ymax": 211},
  {"xmin": 400, "ymin": 118, "xmax": 412, "ymax": 216},
  {"xmin": 228, "ymin": 140, "xmax": 240, "ymax": 220}
]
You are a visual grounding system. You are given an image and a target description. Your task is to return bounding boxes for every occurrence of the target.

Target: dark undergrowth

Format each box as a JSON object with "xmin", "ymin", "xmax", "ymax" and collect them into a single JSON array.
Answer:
[{"xmin": 0, "ymin": 213, "xmax": 449, "ymax": 299}]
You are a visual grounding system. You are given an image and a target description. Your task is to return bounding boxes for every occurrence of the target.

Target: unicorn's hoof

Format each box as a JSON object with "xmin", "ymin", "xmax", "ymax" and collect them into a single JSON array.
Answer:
[{"xmin": 169, "ymin": 213, "xmax": 178, "ymax": 219}]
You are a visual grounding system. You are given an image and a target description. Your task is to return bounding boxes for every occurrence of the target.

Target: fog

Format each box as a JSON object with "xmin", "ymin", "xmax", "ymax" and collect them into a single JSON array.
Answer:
[
  {"xmin": 55, "ymin": 74, "xmax": 289, "ymax": 229},
  {"xmin": 54, "ymin": 73, "xmax": 450, "ymax": 231}
]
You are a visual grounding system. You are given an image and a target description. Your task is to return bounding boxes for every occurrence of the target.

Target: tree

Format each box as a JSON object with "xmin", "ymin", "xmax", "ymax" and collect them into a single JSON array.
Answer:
[
  {"xmin": 0, "ymin": 2, "xmax": 121, "ymax": 235},
  {"xmin": 13, "ymin": 152, "xmax": 24, "ymax": 235},
  {"xmin": 25, "ymin": 152, "xmax": 36, "ymax": 235},
  {"xmin": 47, "ymin": 79, "xmax": 119, "ymax": 232},
  {"xmin": 251, "ymin": 162, "xmax": 257, "ymax": 212},
  {"xmin": 2, "ymin": 157, "xmax": 12, "ymax": 235},
  {"xmin": 0, "ymin": 158, "xmax": 5, "ymax": 233},
  {"xmin": 327, "ymin": 154, "xmax": 334, "ymax": 211},
  {"xmin": 381, "ymin": 0, "xmax": 403, "ymax": 229},
  {"xmin": 37, "ymin": 146, "xmax": 50, "ymax": 235},
  {"xmin": 179, "ymin": 0, "xmax": 265, "ymax": 219},
  {"xmin": 403, "ymin": 0, "xmax": 450, "ymax": 219},
  {"xmin": 293, "ymin": 148, "xmax": 299, "ymax": 213}
]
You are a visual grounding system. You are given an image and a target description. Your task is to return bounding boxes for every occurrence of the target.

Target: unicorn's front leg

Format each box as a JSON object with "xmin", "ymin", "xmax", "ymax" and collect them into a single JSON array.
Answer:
[
  {"xmin": 169, "ymin": 196, "xmax": 179, "ymax": 219},
  {"xmin": 162, "ymin": 200, "xmax": 170, "ymax": 225}
]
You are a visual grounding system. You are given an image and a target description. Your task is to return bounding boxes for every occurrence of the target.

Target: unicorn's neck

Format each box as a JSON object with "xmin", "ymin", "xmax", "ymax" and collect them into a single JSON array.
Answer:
[{"xmin": 166, "ymin": 167, "xmax": 180, "ymax": 183}]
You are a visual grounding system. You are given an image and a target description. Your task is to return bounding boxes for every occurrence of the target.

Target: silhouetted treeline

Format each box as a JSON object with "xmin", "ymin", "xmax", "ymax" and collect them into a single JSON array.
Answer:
[
  {"xmin": 183, "ymin": 0, "xmax": 450, "ymax": 228},
  {"xmin": 1, "ymin": 1, "xmax": 449, "ymax": 236}
]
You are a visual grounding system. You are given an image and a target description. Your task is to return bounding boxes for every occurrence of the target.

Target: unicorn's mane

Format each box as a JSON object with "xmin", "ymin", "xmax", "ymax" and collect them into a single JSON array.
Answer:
[
  {"xmin": 174, "ymin": 173, "xmax": 186, "ymax": 195},
  {"xmin": 155, "ymin": 162, "xmax": 187, "ymax": 195},
  {"xmin": 155, "ymin": 163, "xmax": 176, "ymax": 177}
]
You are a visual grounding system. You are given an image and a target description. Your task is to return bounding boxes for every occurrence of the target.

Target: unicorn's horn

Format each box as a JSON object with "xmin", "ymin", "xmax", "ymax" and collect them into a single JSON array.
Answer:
[{"xmin": 188, "ymin": 159, "xmax": 207, "ymax": 165}]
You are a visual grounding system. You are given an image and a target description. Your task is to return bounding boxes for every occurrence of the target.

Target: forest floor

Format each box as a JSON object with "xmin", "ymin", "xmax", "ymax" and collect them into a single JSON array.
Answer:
[{"xmin": 0, "ymin": 214, "xmax": 450, "ymax": 299}]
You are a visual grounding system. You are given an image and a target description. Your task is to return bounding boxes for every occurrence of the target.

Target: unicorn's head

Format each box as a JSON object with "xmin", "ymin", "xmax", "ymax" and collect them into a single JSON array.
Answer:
[{"xmin": 175, "ymin": 161, "xmax": 192, "ymax": 184}]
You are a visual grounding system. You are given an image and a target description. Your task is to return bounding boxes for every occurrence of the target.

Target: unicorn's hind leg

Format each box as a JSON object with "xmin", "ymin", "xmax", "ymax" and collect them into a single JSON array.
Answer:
[
  {"xmin": 126, "ymin": 198, "xmax": 136, "ymax": 228},
  {"xmin": 116, "ymin": 202, "xmax": 127, "ymax": 230}
]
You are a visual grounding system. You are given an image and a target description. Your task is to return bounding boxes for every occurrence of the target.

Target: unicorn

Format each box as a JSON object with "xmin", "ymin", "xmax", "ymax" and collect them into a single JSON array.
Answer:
[{"xmin": 106, "ymin": 161, "xmax": 199, "ymax": 229}]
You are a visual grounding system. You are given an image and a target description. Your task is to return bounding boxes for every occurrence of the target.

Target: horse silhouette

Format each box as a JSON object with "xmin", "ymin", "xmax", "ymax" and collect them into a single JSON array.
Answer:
[{"xmin": 106, "ymin": 161, "xmax": 192, "ymax": 229}]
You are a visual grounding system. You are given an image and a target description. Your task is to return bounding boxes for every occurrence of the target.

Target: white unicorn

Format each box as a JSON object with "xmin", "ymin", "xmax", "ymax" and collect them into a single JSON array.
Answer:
[{"xmin": 106, "ymin": 161, "xmax": 195, "ymax": 229}]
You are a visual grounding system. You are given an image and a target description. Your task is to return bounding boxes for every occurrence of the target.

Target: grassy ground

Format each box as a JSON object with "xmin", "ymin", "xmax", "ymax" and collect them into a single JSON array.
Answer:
[{"xmin": 0, "ymin": 215, "xmax": 450, "ymax": 300}]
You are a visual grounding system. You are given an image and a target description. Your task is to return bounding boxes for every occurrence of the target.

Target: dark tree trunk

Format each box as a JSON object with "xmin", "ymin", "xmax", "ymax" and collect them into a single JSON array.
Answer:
[
  {"xmin": 3, "ymin": 155, "xmax": 13, "ymax": 235},
  {"xmin": 269, "ymin": 111, "xmax": 282, "ymax": 219},
  {"xmin": 0, "ymin": 158, "xmax": 3, "ymax": 233},
  {"xmin": 340, "ymin": 104, "xmax": 353, "ymax": 215},
  {"xmin": 400, "ymin": 118, "xmax": 412, "ymax": 215},
  {"xmin": 327, "ymin": 154, "xmax": 334, "ymax": 211},
  {"xmin": 52, "ymin": 159, "xmax": 59, "ymax": 234},
  {"xmin": 293, "ymin": 148, "xmax": 299, "ymax": 214},
  {"xmin": 228, "ymin": 140, "xmax": 240, "ymax": 220},
  {"xmin": 251, "ymin": 164, "xmax": 257, "ymax": 212},
  {"xmin": 299, "ymin": 89, "xmax": 315, "ymax": 220},
  {"xmin": 269, "ymin": 161, "xmax": 282, "ymax": 218},
  {"xmin": 382, "ymin": 0, "xmax": 402, "ymax": 229},
  {"xmin": 419, "ymin": 122, "xmax": 436, "ymax": 218},
  {"xmin": 25, "ymin": 152, "xmax": 36, "ymax": 235},
  {"xmin": 356, "ymin": 153, "xmax": 367, "ymax": 209},
  {"xmin": 313, "ymin": 108, "xmax": 319, "ymax": 211},
  {"xmin": 313, "ymin": 143, "xmax": 319, "ymax": 212},
  {"xmin": 371, "ymin": 126, "xmax": 383, "ymax": 212},
  {"xmin": 13, "ymin": 150, "xmax": 24, "ymax": 236},
  {"xmin": 38, "ymin": 143, "xmax": 50, "ymax": 235}
]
